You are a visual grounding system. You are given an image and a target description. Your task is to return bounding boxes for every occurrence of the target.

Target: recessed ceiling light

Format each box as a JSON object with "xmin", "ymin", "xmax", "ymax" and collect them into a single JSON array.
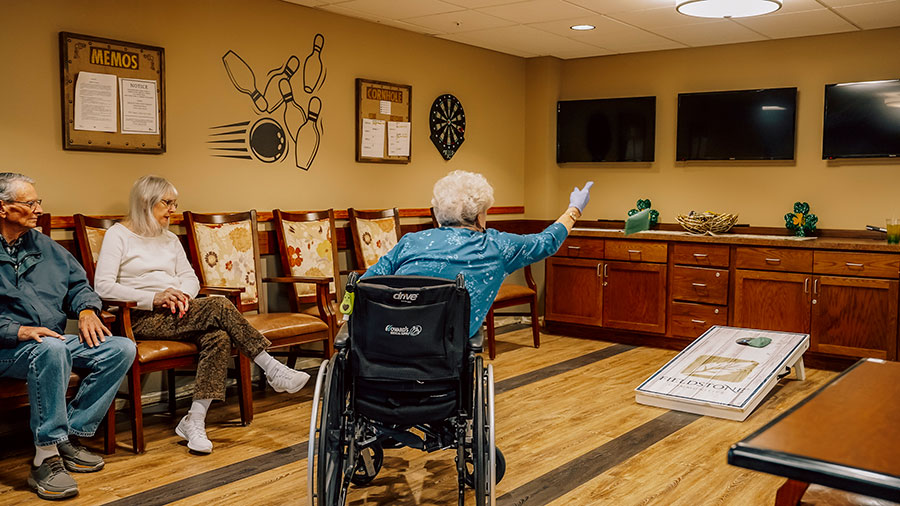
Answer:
[
  {"xmin": 570, "ymin": 24, "xmax": 595, "ymax": 31},
  {"xmin": 676, "ymin": 0, "xmax": 782, "ymax": 19}
]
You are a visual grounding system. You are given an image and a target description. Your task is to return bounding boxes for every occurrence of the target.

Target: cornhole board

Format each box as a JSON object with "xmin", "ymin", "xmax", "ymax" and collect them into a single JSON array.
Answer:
[{"xmin": 635, "ymin": 326, "xmax": 809, "ymax": 421}]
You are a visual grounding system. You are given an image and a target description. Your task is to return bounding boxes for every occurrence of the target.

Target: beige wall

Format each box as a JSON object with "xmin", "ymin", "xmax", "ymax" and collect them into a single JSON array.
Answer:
[
  {"xmin": 528, "ymin": 27, "xmax": 900, "ymax": 230},
  {"xmin": 0, "ymin": 0, "xmax": 526, "ymax": 216}
]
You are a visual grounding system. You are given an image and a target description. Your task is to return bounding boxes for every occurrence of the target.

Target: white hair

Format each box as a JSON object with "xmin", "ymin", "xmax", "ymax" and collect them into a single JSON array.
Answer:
[
  {"xmin": 126, "ymin": 175, "xmax": 177, "ymax": 237},
  {"xmin": 431, "ymin": 170, "xmax": 495, "ymax": 227},
  {"xmin": 0, "ymin": 173, "xmax": 34, "ymax": 202}
]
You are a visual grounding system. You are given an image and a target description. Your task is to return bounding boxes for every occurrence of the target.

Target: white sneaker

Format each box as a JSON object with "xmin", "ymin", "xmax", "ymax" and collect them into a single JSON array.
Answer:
[
  {"xmin": 175, "ymin": 415, "xmax": 213, "ymax": 454},
  {"xmin": 266, "ymin": 364, "xmax": 311, "ymax": 393}
]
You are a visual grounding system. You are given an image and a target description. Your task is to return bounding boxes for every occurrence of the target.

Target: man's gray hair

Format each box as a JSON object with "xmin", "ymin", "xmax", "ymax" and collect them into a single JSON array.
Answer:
[{"xmin": 0, "ymin": 173, "xmax": 34, "ymax": 202}]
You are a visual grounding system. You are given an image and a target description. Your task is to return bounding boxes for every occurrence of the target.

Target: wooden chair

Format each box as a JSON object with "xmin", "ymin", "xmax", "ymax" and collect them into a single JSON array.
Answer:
[
  {"xmin": 429, "ymin": 208, "xmax": 541, "ymax": 360},
  {"xmin": 347, "ymin": 208, "xmax": 402, "ymax": 270},
  {"xmin": 0, "ymin": 214, "xmax": 117, "ymax": 454},
  {"xmin": 73, "ymin": 214, "xmax": 251, "ymax": 453},
  {"xmin": 182, "ymin": 210, "xmax": 334, "ymax": 391},
  {"xmin": 271, "ymin": 209, "xmax": 342, "ymax": 335}
]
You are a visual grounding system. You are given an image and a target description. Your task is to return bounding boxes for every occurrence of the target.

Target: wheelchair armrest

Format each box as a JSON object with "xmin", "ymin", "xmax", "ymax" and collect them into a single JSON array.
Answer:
[
  {"xmin": 334, "ymin": 324, "xmax": 350, "ymax": 349},
  {"xmin": 468, "ymin": 329, "xmax": 483, "ymax": 353}
]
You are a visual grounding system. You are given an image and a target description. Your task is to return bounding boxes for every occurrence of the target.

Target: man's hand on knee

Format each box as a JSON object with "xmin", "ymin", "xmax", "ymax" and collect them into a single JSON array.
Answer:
[
  {"xmin": 17, "ymin": 326, "xmax": 65, "ymax": 344},
  {"xmin": 78, "ymin": 309, "xmax": 112, "ymax": 348}
]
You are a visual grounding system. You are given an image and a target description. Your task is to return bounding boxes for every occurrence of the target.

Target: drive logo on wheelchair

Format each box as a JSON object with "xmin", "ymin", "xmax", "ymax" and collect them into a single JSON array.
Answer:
[
  {"xmin": 384, "ymin": 324, "xmax": 423, "ymax": 336},
  {"xmin": 392, "ymin": 292, "xmax": 419, "ymax": 302}
]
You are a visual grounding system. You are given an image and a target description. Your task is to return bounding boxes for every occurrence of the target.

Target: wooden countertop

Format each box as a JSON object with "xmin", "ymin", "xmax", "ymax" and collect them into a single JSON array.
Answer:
[{"xmin": 569, "ymin": 227, "xmax": 900, "ymax": 253}]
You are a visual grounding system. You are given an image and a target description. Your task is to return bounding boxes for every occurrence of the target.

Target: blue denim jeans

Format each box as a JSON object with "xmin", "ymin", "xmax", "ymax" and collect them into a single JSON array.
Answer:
[{"xmin": 0, "ymin": 335, "xmax": 135, "ymax": 446}]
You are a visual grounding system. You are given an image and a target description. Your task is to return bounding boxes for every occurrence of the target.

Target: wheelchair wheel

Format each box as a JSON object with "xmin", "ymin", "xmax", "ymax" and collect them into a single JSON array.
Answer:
[
  {"xmin": 350, "ymin": 443, "xmax": 384, "ymax": 486},
  {"xmin": 473, "ymin": 356, "xmax": 500, "ymax": 505},
  {"xmin": 308, "ymin": 355, "xmax": 350, "ymax": 506}
]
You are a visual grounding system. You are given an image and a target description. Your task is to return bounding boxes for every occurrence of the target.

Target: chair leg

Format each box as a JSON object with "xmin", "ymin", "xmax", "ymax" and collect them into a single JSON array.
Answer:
[
  {"xmin": 530, "ymin": 296, "xmax": 541, "ymax": 349},
  {"xmin": 486, "ymin": 308, "xmax": 496, "ymax": 360},
  {"xmin": 167, "ymin": 369, "xmax": 177, "ymax": 415},
  {"xmin": 257, "ymin": 362, "xmax": 267, "ymax": 391},
  {"xmin": 286, "ymin": 346, "xmax": 299, "ymax": 369},
  {"xmin": 236, "ymin": 354, "xmax": 254, "ymax": 426},
  {"xmin": 128, "ymin": 368, "xmax": 145, "ymax": 453},
  {"xmin": 103, "ymin": 403, "xmax": 116, "ymax": 455}
]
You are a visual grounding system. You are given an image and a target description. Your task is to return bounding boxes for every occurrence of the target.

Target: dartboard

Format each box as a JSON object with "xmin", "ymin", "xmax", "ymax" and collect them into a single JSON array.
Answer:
[{"xmin": 429, "ymin": 94, "xmax": 465, "ymax": 160}]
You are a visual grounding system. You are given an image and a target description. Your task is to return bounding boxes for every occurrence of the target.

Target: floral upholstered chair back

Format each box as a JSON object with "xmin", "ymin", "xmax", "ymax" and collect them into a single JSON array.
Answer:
[
  {"xmin": 348, "ymin": 208, "xmax": 401, "ymax": 270},
  {"xmin": 184, "ymin": 211, "xmax": 260, "ymax": 308},
  {"xmin": 273, "ymin": 210, "xmax": 339, "ymax": 303},
  {"xmin": 73, "ymin": 214, "xmax": 120, "ymax": 284}
]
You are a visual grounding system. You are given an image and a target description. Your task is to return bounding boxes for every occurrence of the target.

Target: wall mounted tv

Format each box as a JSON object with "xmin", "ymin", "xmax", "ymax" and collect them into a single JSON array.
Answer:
[
  {"xmin": 676, "ymin": 87, "xmax": 797, "ymax": 161},
  {"xmin": 823, "ymin": 79, "xmax": 900, "ymax": 159},
  {"xmin": 557, "ymin": 96, "xmax": 656, "ymax": 163}
]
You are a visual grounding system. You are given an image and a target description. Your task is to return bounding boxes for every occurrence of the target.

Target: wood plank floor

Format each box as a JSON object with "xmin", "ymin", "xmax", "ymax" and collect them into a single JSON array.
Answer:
[{"xmin": 0, "ymin": 326, "xmax": 841, "ymax": 505}]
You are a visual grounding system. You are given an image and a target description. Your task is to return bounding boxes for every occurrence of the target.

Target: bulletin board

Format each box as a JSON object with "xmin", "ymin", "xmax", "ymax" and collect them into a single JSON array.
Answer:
[
  {"xmin": 355, "ymin": 78, "xmax": 411, "ymax": 164},
  {"xmin": 59, "ymin": 32, "xmax": 166, "ymax": 154}
]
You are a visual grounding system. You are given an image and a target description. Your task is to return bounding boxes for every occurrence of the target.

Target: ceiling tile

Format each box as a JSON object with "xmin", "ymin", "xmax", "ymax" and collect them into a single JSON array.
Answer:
[
  {"xmin": 437, "ymin": 32, "xmax": 541, "ymax": 57},
  {"xmin": 478, "ymin": 0, "xmax": 598, "ymax": 23},
  {"xmin": 529, "ymin": 14, "xmax": 687, "ymax": 52},
  {"xmin": 443, "ymin": 0, "xmax": 530, "ymax": 7},
  {"xmin": 653, "ymin": 19, "xmax": 769, "ymax": 46},
  {"xmin": 609, "ymin": 6, "xmax": 703, "ymax": 29},
  {"xmin": 440, "ymin": 24, "xmax": 607, "ymax": 57},
  {"xmin": 733, "ymin": 8, "xmax": 859, "ymax": 38},
  {"xmin": 819, "ymin": 0, "xmax": 888, "ymax": 6},
  {"xmin": 834, "ymin": 0, "xmax": 900, "ymax": 29},
  {"xmin": 565, "ymin": 0, "xmax": 675, "ymax": 15},
  {"xmin": 777, "ymin": 0, "xmax": 830, "ymax": 13},
  {"xmin": 403, "ymin": 9, "xmax": 516, "ymax": 33},
  {"xmin": 332, "ymin": 0, "xmax": 461, "ymax": 19}
]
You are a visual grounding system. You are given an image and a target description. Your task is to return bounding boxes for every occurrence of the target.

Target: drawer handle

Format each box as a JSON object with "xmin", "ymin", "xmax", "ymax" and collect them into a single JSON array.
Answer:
[
  {"xmin": 628, "ymin": 249, "xmax": 641, "ymax": 254},
  {"xmin": 596, "ymin": 263, "xmax": 602, "ymax": 278},
  {"xmin": 845, "ymin": 262, "xmax": 864, "ymax": 268},
  {"xmin": 691, "ymin": 319, "xmax": 706, "ymax": 324},
  {"xmin": 567, "ymin": 246, "xmax": 581, "ymax": 250},
  {"xmin": 765, "ymin": 258, "xmax": 781, "ymax": 264},
  {"xmin": 693, "ymin": 253, "xmax": 708, "ymax": 258},
  {"xmin": 691, "ymin": 283, "xmax": 707, "ymax": 288}
]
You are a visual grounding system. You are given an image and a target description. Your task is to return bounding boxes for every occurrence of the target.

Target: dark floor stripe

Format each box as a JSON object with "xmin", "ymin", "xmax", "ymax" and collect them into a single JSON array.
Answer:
[
  {"xmin": 103, "ymin": 335, "xmax": 636, "ymax": 505},
  {"xmin": 496, "ymin": 344, "xmax": 634, "ymax": 394},
  {"xmin": 497, "ymin": 411, "xmax": 701, "ymax": 506}
]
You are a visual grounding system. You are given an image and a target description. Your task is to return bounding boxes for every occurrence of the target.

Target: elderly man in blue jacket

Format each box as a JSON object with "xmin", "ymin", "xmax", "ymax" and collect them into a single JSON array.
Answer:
[{"xmin": 0, "ymin": 173, "xmax": 135, "ymax": 501}]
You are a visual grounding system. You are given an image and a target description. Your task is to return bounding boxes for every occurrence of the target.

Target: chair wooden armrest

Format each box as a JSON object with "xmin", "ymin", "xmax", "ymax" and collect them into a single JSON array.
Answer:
[
  {"xmin": 102, "ymin": 300, "xmax": 138, "ymax": 309},
  {"xmin": 339, "ymin": 269, "xmax": 367, "ymax": 276},
  {"xmin": 100, "ymin": 299, "xmax": 138, "ymax": 340},
  {"xmin": 198, "ymin": 286, "xmax": 245, "ymax": 308},
  {"xmin": 524, "ymin": 264, "xmax": 537, "ymax": 291},
  {"xmin": 263, "ymin": 276, "xmax": 331, "ymax": 285}
]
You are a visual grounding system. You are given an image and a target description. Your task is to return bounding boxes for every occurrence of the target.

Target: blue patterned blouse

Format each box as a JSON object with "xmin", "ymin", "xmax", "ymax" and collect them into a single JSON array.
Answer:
[{"xmin": 362, "ymin": 223, "xmax": 568, "ymax": 335}]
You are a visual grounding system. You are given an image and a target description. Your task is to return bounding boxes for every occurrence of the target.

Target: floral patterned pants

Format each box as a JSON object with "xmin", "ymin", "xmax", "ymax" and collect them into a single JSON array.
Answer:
[{"xmin": 131, "ymin": 296, "xmax": 271, "ymax": 401}]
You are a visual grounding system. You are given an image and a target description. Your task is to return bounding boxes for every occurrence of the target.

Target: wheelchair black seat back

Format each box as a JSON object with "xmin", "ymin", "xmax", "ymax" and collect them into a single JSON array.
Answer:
[{"xmin": 308, "ymin": 274, "xmax": 503, "ymax": 506}]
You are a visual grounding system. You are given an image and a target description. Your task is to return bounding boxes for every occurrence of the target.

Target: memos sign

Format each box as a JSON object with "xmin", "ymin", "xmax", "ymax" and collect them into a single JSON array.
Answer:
[{"xmin": 90, "ymin": 47, "xmax": 139, "ymax": 70}]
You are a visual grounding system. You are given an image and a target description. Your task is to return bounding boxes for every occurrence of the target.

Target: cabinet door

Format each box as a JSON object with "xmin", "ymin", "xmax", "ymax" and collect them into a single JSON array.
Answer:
[
  {"xmin": 733, "ymin": 270, "xmax": 810, "ymax": 333},
  {"xmin": 811, "ymin": 276, "xmax": 898, "ymax": 360},
  {"xmin": 545, "ymin": 257, "xmax": 603, "ymax": 325},
  {"xmin": 602, "ymin": 261, "xmax": 667, "ymax": 334}
]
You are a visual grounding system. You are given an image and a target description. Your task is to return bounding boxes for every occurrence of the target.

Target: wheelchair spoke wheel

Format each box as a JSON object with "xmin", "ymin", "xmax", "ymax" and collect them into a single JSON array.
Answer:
[
  {"xmin": 350, "ymin": 443, "xmax": 384, "ymax": 486},
  {"xmin": 309, "ymin": 354, "xmax": 350, "ymax": 506}
]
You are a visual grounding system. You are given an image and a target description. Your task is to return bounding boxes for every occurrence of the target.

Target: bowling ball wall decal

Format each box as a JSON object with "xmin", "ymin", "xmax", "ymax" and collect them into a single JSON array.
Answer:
[{"xmin": 210, "ymin": 33, "xmax": 326, "ymax": 171}]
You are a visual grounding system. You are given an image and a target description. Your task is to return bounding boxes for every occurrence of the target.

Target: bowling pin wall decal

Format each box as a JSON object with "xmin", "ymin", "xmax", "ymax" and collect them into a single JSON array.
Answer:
[
  {"xmin": 303, "ymin": 34, "xmax": 325, "ymax": 93},
  {"xmin": 212, "ymin": 35, "xmax": 326, "ymax": 171},
  {"xmin": 295, "ymin": 96, "xmax": 321, "ymax": 170}
]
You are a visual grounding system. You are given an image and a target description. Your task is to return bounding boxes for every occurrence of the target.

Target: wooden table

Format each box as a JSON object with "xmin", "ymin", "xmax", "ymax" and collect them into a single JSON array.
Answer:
[{"xmin": 728, "ymin": 358, "xmax": 900, "ymax": 504}]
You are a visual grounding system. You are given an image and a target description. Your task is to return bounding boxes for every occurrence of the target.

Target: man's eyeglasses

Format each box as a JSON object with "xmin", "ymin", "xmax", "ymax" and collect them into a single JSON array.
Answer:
[
  {"xmin": 3, "ymin": 199, "xmax": 42, "ymax": 210},
  {"xmin": 159, "ymin": 199, "xmax": 178, "ymax": 210}
]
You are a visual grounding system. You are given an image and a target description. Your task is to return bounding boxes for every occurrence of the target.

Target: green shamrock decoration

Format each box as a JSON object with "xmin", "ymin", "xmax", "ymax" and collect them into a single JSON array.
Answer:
[
  {"xmin": 628, "ymin": 198, "xmax": 659, "ymax": 225},
  {"xmin": 784, "ymin": 202, "xmax": 818, "ymax": 237}
]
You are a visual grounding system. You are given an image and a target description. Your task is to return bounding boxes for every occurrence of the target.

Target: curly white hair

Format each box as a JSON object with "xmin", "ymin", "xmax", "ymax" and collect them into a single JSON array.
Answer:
[{"xmin": 431, "ymin": 170, "xmax": 495, "ymax": 227}]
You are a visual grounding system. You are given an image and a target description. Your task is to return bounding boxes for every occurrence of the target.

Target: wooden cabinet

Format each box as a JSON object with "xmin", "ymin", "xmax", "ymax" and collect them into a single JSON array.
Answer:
[
  {"xmin": 670, "ymin": 301, "xmax": 727, "ymax": 338},
  {"xmin": 545, "ymin": 257, "xmax": 603, "ymax": 326},
  {"xmin": 668, "ymin": 244, "xmax": 730, "ymax": 338},
  {"xmin": 732, "ymin": 270, "xmax": 811, "ymax": 334},
  {"xmin": 603, "ymin": 261, "xmax": 667, "ymax": 334},
  {"xmin": 811, "ymin": 275, "xmax": 898, "ymax": 360}
]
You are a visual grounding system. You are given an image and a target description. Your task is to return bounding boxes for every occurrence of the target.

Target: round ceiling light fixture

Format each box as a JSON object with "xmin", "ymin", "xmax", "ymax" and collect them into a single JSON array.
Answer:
[
  {"xmin": 570, "ymin": 24, "xmax": 596, "ymax": 31},
  {"xmin": 676, "ymin": 0, "xmax": 782, "ymax": 18}
]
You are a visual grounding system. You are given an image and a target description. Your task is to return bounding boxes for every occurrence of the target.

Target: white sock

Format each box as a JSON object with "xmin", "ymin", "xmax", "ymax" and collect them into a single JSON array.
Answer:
[
  {"xmin": 188, "ymin": 399, "xmax": 212, "ymax": 421},
  {"xmin": 34, "ymin": 445, "xmax": 59, "ymax": 467},
  {"xmin": 253, "ymin": 351, "xmax": 282, "ymax": 376}
]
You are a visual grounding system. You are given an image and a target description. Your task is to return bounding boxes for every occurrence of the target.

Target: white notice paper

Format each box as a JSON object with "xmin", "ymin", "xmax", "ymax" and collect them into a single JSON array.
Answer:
[
  {"xmin": 361, "ymin": 118, "xmax": 385, "ymax": 158},
  {"xmin": 119, "ymin": 78, "xmax": 159, "ymax": 134},
  {"xmin": 387, "ymin": 121, "xmax": 410, "ymax": 157},
  {"xmin": 379, "ymin": 100, "xmax": 391, "ymax": 115},
  {"xmin": 74, "ymin": 72, "xmax": 117, "ymax": 132}
]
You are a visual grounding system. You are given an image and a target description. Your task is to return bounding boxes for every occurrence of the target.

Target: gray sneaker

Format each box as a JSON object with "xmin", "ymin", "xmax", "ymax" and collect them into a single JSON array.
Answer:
[
  {"xmin": 58, "ymin": 440, "xmax": 105, "ymax": 473},
  {"xmin": 27, "ymin": 455, "xmax": 79, "ymax": 500}
]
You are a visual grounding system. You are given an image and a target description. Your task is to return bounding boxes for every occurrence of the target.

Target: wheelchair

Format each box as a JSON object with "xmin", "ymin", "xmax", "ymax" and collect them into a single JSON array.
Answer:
[{"xmin": 308, "ymin": 273, "xmax": 505, "ymax": 506}]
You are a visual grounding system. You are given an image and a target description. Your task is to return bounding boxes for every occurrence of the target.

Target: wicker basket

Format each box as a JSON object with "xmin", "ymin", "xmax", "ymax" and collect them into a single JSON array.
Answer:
[{"xmin": 676, "ymin": 212, "xmax": 739, "ymax": 234}]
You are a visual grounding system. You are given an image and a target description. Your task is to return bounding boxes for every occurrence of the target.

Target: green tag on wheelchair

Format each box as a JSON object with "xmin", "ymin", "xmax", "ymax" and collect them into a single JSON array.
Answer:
[{"xmin": 340, "ymin": 291, "xmax": 355, "ymax": 315}]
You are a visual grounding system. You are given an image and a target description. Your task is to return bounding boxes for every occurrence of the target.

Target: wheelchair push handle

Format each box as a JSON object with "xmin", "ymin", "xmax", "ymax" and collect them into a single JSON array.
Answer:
[{"xmin": 456, "ymin": 273, "xmax": 465, "ymax": 290}]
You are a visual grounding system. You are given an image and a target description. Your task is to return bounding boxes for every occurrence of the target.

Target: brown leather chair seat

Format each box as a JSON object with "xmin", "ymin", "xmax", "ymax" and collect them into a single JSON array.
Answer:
[
  {"xmin": 135, "ymin": 340, "xmax": 198, "ymax": 363},
  {"xmin": 495, "ymin": 283, "xmax": 536, "ymax": 302},
  {"xmin": 245, "ymin": 312, "xmax": 329, "ymax": 340}
]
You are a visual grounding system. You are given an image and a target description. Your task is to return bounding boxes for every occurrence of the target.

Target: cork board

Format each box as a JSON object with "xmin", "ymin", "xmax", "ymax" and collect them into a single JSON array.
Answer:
[
  {"xmin": 59, "ymin": 32, "xmax": 166, "ymax": 154},
  {"xmin": 355, "ymin": 78, "xmax": 411, "ymax": 164}
]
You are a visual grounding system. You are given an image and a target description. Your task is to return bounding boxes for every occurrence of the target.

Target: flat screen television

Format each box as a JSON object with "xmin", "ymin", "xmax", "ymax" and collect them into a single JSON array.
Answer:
[
  {"xmin": 823, "ymin": 79, "xmax": 900, "ymax": 159},
  {"xmin": 557, "ymin": 96, "xmax": 656, "ymax": 163},
  {"xmin": 676, "ymin": 87, "xmax": 797, "ymax": 161}
]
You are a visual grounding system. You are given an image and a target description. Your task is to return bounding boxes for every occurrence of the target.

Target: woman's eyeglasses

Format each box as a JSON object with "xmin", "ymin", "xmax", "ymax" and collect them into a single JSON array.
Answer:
[
  {"xmin": 5, "ymin": 199, "xmax": 42, "ymax": 210},
  {"xmin": 159, "ymin": 199, "xmax": 178, "ymax": 210}
]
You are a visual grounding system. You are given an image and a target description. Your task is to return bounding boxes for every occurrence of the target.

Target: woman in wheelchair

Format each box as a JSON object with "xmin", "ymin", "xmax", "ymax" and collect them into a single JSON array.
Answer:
[{"xmin": 307, "ymin": 171, "xmax": 592, "ymax": 506}]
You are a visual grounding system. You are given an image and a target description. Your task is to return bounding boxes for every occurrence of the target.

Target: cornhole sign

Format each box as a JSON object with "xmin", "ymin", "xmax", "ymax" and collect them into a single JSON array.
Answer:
[{"xmin": 635, "ymin": 326, "xmax": 809, "ymax": 421}]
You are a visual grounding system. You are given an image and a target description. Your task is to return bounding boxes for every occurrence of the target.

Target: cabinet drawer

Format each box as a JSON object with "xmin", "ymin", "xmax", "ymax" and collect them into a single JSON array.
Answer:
[
  {"xmin": 605, "ymin": 240, "xmax": 667, "ymax": 263},
  {"xmin": 671, "ymin": 266, "xmax": 729, "ymax": 304},
  {"xmin": 669, "ymin": 302, "xmax": 727, "ymax": 338},
  {"xmin": 813, "ymin": 251, "xmax": 900, "ymax": 279},
  {"xmin": 556, "ymin": 237, "xmax": 604, "ymax": 259},
  {"xmin": 672, "ymin": 243, "xmax": 730, "ymax": 267},
  {"xmin": 735, "ymin": 247, "xmax": 812, "ymax": 272}
]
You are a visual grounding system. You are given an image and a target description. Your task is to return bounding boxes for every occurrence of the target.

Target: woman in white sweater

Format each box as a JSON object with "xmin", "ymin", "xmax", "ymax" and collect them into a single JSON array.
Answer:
[{"xmin": 94, "ymin": 175, "xmax": 309, "ymax": 454}]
